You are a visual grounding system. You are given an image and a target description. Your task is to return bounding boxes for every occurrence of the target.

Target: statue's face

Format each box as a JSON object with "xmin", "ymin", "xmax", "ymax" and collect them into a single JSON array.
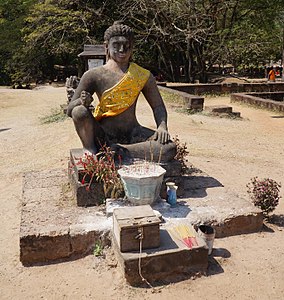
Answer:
[{"xmin": 107, "ymin": 36, "xmax": 132, "ymax": 64}]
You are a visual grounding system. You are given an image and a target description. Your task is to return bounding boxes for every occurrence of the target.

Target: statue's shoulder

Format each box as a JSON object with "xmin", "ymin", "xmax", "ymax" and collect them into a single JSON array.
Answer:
[
  {"xmin": 85, "ymin": 65, "xmax": 106, "ymax": 75},
  {"xmin": 130, "ymin": 62, "xmax": 149, "ymax": 73},
  {"xmin": 81, "ymin": 66, "xmax": 107, "ymax": 83},
  {"xmin": 130, "ymin": 63, "xmax": 150, "ymax": 81}
]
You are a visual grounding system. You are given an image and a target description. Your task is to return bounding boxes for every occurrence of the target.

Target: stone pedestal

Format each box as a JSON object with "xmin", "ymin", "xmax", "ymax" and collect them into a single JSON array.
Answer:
[
  {"xmin": 69, "ymin": 148, "xmax": 184, "ymax": 205},
  {"xmin": 20, "ymin": 167, "xmax": 263, "ymax": 265},
  {"xmin": 187, "ymin": 96, "xmax": 204, "ymax": 111},
  {"xmin": 113, "ymin": 227, "xmax": 208, "ymax": 285},
  {"xmin": 69, "ymin": 149, "xmax": 105, "ymax": 207}
]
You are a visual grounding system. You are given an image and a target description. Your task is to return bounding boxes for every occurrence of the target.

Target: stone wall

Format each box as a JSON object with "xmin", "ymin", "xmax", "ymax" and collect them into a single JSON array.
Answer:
[
  {"xmin": 158, "ymin": 86, "xmax": 204, "ymax": 111},
  {"xmin": 246, "ymin": 92, "xmax": 284, "ymax": 102},
  {"xmin": 163, "ymin": 82, "xmax": 284, "ymax": 95},
  {"xmin": 231, "ymin": 93, "xmax": 284, "ymax": 112}
]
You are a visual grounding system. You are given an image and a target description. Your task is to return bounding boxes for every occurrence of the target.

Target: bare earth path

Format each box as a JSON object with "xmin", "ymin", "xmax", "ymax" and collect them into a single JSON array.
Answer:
[{"xmin": 0, "ymin": 86, "xmax": 283, "ymax": 300}]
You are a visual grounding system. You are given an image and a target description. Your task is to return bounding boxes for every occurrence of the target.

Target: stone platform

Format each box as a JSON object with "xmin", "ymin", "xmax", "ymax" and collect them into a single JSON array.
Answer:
[
  {"xmin": 113, "ymin": 227, "xmax": 208, "ymax": 285},
  {"xmin": 20, "ymin": 168, "xmax": 263, "ymax": 265},
  {"xmin": 20, "ymin": 169, "xmax": 111, "ymax": 265}
]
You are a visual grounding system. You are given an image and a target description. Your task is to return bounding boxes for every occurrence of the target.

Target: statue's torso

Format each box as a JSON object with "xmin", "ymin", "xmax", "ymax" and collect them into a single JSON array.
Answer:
[
  {"xmin": 88, "ymin": 65, "xmax": 141, "ymax": 141},
  {"xmin": 90, "ymin": 66, "xmax": 123, "ymax": 98}
]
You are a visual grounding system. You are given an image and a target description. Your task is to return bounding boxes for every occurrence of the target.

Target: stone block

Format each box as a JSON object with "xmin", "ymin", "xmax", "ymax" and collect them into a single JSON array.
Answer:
[
  {"xmin": 214, "ymin": 214, "xmax": 264, "ymax": 237},
  {"xmin": 187, "ymin": 96, "xmax": 204, "ymax": 111},
  {"xmin": 69, "ymin": 149, "xmax": 105, "ymax": 207},
  {"xmin": 20, "ymin": 227, "xmax": 71, "ymax": 264},
  {"xmin": 230, "ymin": 111, "xmax": 241, "ymax": 118},
  {"xmin": 20, "ymin": 169, "xmax": 111, "ymax": 265},
  {"xmin": 113, "ymin": 228, "xmax": 208, "ymax": 285},
  {"xmin": 205, "ymin": 105, "xmax": 233, "ymax": 114},
  {"xmin": 160, "ymin": 159, "xmax": 182, "ymax": 177},
  {"xmin": 231, "ymin": 93, "xmax": 284, "ymax": 113},
  {"xmin": 69, "ymin": 223, "xmax": 111, "ymax": 255}
]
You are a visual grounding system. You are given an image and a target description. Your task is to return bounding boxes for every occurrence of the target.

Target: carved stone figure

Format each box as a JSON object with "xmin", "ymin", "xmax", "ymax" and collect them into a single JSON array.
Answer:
[
  {"xmin": 67, "ymin": 21, "xmax": 176, "ymax": 162},
  {"xmin": 65, "ymin": 76, "xmax": 80, "ymax": 103}
]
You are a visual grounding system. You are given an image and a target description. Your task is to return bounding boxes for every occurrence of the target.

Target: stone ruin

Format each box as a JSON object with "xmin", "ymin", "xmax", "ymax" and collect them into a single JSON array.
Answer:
[{"xmin": 231, "ymin": 92, "xmax": 284, "ymax": 112}]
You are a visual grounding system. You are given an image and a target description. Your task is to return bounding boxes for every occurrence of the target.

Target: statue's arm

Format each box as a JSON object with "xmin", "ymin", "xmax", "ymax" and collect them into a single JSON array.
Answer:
[
  {"xmin": 66, "ymin": 71, "xmax": 96, "ymax": 117},
  {"xmin": 142, "ymin": 74, "xmax": 170, "ymax": 144}
]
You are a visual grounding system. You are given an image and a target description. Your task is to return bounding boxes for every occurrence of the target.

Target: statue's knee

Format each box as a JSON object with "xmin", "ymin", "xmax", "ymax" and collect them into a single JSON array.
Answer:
[
  {"xmin": 71, "ymin": 105, "xmax": 90, "ymax": 122},
  {"xmin": 159, "ymin": 141, "xmax": 177, "ymax": 162}
]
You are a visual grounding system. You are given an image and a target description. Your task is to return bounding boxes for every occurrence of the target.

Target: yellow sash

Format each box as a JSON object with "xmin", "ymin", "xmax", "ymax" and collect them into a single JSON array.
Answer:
[{"xmin": 94, "ymin": 63, "xmax": 150, "ymax": 121}]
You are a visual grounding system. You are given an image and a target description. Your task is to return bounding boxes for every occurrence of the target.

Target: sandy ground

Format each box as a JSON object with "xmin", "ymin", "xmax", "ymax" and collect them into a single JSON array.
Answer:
[{"xmin": 0, "ymin": 85, "xmax": 284, "ymax": 300}]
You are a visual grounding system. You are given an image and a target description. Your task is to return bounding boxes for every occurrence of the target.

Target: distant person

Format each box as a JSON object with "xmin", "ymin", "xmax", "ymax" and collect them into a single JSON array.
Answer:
[{"xmin": 268, "ymin": 68, "xmax": 276, "ymax": 82}]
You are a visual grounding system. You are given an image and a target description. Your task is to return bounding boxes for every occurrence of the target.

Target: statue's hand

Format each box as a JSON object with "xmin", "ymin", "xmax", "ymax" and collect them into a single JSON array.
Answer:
[
  {"xmin": 80, "ymin": 91, "xmax": 93, "ymax": 107},
  {"xmin": 153, "ymin": 126, "xmax": 171, "ymax": 144}
]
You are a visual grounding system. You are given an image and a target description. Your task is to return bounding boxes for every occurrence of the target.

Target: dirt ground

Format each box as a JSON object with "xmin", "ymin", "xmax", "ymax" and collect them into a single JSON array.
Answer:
[{"xmin": 0, "ymin": 85, "xmax": 284, "ymax": 300}]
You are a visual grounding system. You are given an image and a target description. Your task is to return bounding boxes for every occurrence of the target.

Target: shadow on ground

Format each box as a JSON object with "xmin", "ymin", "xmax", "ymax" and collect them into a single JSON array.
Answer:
[
  {"xmin": 207, "ymin": 248, "xmax": 231, "ymax": 276},
  {"xmin": 0, "ymin": 128, "xmax": 11, "ymax": 133},
  {"xmin": 267, "ymin": 214, "xmax": 284, "ymax": 227},
  {"xmin": 180, "ymin": 173, "xmax": 223, "ymax": 199}
]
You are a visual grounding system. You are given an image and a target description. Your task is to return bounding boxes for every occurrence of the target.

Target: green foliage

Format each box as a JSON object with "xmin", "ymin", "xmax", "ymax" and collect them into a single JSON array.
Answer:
[
  {"xmin": 0, "ymin": 0, "xmax": 36, "ymax": 84},
  {"xmin": 40, "ymin": 108, "xmax": 68, "ymax": 124},
  {"xmin": 93, "ymin": 241, "xmax": 104, "ymax": 257},
  {"xmin": 1, "ymin": 0, "xmax": 118, "ymax": 83},
  {"xmin": 1, "ymin": 0, "xmax": 284, "ymax": 84},
  {"xmin": 118, "ymin": 0, "xmax": 284, "ymax": 82}
]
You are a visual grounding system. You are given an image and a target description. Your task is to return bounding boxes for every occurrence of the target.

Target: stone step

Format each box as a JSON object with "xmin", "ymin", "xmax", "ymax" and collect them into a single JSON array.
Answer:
[
  {"xmin": 113, "ymin": 227, "xmax": 208, "ymax": 285},
  {"xmin": 230, "ymin": 111, "xmax": 241, "ymax": 118},
  {"xmin": 205, "ymin": 105, "xmax": 233, "ymax": 114},
  {"xmin": 187, "ymin": 96, "xmax": 204, "ymax": 111}
]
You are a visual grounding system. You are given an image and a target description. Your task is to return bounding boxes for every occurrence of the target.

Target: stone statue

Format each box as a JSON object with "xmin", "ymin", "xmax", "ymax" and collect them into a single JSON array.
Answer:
[
  {"xmin": 65, "ymin": 76, "xmax": 80, "ymax": 103},
  {"xmin": 67, "ymin": 21, "xmax": 176, "ymax": 162}
]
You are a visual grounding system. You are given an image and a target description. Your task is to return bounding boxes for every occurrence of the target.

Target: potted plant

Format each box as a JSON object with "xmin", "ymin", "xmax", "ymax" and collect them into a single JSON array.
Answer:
[{"xmin": 76, "ymin": 146, "xmax": 124, "ymax": 200}]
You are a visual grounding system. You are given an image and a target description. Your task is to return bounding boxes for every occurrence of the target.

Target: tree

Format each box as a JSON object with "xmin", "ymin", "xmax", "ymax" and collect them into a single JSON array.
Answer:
[
  {"xmin": 1, "ymin": 0, "xmax": 284, "ymax": 84},
  {"xmin": 16, "ymin": 0, "xmax": 125, "ymax": 82},
  {"xmin": 118, "ymin": 0, "xmax": 284, "ymax": 82},
  {"xmin": 0, "ymin": 0, "xmax": 36, "ymax": 84}
]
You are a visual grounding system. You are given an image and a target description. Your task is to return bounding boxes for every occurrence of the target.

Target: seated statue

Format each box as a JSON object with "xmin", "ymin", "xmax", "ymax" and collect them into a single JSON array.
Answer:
[{"xmin": 67, "ymin": 21, "xmax": 176, "ymax": 162}]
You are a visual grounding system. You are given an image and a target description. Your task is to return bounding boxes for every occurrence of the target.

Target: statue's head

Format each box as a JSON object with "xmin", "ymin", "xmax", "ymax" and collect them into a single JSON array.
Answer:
[{"xmin": 104, "ymin": 21, "xmax": 134, "ymax": 62}]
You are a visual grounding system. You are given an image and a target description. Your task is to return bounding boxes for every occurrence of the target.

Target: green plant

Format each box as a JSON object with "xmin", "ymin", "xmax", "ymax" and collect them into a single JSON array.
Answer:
[
  {"xmin": 93, "ymin": 241, "xmax": 103, "ymax": 257},
  {"xmin": 247, "ymin": 177, "xmax": 281, "ymax": 215},
  {"xmin": 40, "ymin": 108, "xmax": 68, "ymax": 124},
  {"xmin": 172, "ymin": 135, "xmax": 189, "ymax": 174},
  {"xmin": 76, "ymin": 145, "xmax": 124, "ymax": 199}
]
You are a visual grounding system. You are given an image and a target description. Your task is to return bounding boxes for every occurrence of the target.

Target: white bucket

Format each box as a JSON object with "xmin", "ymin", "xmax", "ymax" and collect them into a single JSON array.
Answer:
[{"xmin": 198, "ymin": 225, "xmax": 215, "ymax": 255}]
